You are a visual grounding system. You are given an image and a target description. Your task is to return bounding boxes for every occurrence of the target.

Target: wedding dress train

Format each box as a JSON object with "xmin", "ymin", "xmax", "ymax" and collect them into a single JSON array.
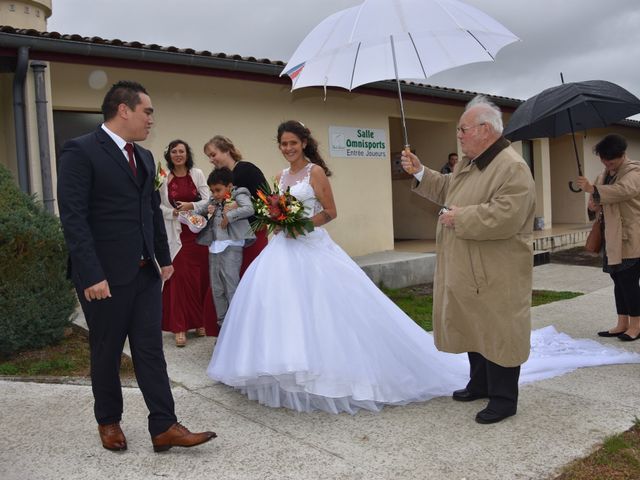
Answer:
[{"xmin": 207, "ymin": 164, "xmax": 640, "ymax": 413}]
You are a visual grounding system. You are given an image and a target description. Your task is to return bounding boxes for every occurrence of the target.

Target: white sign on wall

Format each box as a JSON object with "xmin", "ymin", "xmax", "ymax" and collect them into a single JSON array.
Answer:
[{"xmin": 329, "ymin": 126, "xmax": 387, "ymax": 159}]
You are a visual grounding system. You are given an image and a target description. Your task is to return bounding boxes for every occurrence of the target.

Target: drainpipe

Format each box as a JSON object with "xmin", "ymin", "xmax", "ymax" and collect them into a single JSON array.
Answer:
[
  {"xmin": 13, "ymin": 46, "xmax": 30, "ymax": 193},
  {"xmin": 30, "ymin": 61, "xmax": 55, "ymax": 214}
]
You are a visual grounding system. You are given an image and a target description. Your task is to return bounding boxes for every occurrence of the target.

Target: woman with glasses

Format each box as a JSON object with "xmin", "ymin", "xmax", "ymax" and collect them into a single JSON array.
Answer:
[{"xmin": 577, "ymin": 134, "xmax": 640, "ymax": 341}]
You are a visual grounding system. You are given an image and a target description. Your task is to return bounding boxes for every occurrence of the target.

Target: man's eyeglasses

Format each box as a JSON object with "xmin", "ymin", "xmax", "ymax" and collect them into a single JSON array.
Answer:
[{"xmin": 456, "ymin": 123, "xmax": 485, "ymax": 134}]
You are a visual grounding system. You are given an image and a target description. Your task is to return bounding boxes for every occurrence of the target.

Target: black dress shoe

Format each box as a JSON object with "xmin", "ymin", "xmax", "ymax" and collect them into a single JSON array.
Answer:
[
  {"xmin": 618, "ymin": 332, "xmax": 640, "ymax": 342},
  {"xmin": 452, "ymin": 388, "xmax": 489, "ymax": 402},
  {"xmin": 475, "ymin": 407, "xmax": 516, "ymax": 424},
  {"xmin": 597, "ymin": 330, "xmax": 625, "ymax": 337}
]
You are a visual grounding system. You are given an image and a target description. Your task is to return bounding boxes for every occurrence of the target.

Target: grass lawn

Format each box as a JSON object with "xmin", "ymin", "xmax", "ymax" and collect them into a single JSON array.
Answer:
[
  {"xmin": 0, "ymin": 324, "xmax": 134, "ymax": 378},
  {"xmin": 554, "ymin": 418, "xmax": 640, "ymax": 480},
  {"xmin": 382, "ymin": 285, "xmax": 583, "ymax": 331}
]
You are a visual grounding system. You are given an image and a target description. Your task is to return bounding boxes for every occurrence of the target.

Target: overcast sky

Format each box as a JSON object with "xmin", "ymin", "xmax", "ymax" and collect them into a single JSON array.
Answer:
[{"xmin": 48, "ymin": 0, "xmax": 640, "ymax": 116}]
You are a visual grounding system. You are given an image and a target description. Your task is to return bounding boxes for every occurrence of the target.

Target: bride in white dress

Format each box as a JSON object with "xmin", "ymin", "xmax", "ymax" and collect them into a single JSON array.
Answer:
[{"xmin": 207, "ymin": 121, "xmax": 640, "ymax": 414}]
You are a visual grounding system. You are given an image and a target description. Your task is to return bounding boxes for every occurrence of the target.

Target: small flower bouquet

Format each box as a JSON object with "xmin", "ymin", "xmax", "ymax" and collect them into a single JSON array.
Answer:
[
  {"xmin": 223, "ymin": 191, "xmax": 236, "ymax": 208},
  {"xmin": 210, "ymin": 191, "xmax": 235, "ymax": 216},
  {"xmin": 251, "ymin": 181, "xmax": 314, "ymax": 238},
  {"xmin": 154, "ymin": 162, "xmax": 167, "ymax": 190},
  {"xmin": 178, "ymin": 211, "xmax": 207, "ymax": 233}
]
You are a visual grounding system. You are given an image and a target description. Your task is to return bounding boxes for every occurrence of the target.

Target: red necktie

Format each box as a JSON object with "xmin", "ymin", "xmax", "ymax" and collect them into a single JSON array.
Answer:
[{"xmin": 124, "ymin": 143, "xmax": 137, "ymax": 176}]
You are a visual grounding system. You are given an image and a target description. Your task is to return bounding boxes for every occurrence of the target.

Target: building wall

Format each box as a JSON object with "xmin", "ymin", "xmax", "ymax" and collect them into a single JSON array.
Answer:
[
  {"xmin": 0, "ymin": 73, "xmax": 17, "ymax": 180},
  {"xmin": 550, "ymin": 135, "xmax": 588, "ymax": 223},
  {"xmin": 532, "ymin": 138, "xmax": 552, "ymax": 228},
  {"xmin": 4, "ymin": 54, "xmax": 640, "ymax": 255},
  {"xmin": 48, "ymin": 62, "xmax": 416, "ymax": 256},
  {"xmin": 1, "ymin": 61, "xmax": 56, "ymax": 205}
]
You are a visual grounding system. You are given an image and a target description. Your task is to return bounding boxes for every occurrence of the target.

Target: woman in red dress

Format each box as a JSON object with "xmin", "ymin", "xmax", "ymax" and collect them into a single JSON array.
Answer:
[
  {"xmin": 159, "ymin": 139, "xmax": 216, "ymax": 347},
  {"xmin": 201, "ymin": 136, "xmax": 268, "ymax": 336}
]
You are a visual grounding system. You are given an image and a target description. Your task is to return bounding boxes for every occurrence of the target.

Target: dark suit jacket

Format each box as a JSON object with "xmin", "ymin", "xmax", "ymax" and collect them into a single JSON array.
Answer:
[{"xmin": 57, "ymin": 127, "xmax": 171, "ymax": 290}]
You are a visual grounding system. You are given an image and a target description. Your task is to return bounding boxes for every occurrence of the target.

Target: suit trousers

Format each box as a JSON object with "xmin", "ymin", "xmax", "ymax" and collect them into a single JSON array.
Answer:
[
  {"xmin": 466, "ymin": 352, "xmax": 520, "ymax": 415},
  {"xmin": 77, "ymin": 263, "xmax": 177, "ymax": 437},
  {"xmin": 209, "ymin": 246, "xmax": 243, "ymax": 326}
]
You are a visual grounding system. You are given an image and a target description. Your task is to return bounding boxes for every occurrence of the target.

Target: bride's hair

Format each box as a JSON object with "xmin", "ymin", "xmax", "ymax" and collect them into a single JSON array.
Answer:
[{"xmin": 277, "ymin": 120, "xmax": 332, "ymax": 177}]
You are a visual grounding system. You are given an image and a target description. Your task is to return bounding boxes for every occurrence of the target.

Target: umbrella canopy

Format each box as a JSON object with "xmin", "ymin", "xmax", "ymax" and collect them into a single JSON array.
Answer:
[
  {"xmin": 282, "ymin": 0, "xmax": 519, "ymax": 91},
  {"xmin": 504, "ymin": 80, "xmax": 640, "ymax": 141},
  {"xmin": 281, "ymin": 0, "xmax": 518, "ymax": 148}
]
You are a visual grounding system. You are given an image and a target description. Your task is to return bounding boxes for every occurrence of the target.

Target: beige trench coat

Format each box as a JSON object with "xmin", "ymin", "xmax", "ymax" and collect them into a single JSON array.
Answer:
[
  {"xmin": 412, "ymin": 143, "xmax": 536, "ymax": 367},
  {"xmin": 593, "ymin": 159, "xmax": 640, "ymax": 266}
]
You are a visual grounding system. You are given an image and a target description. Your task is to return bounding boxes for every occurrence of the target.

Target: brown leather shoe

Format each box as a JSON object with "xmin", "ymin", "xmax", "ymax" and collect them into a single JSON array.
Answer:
[
  {"xmin": 152, "ymin": 423, "xmax": 216, "ymax": 452},
  {"xmin": 98, "ymin": 422, "xmax": 127, "ymax": 451}
]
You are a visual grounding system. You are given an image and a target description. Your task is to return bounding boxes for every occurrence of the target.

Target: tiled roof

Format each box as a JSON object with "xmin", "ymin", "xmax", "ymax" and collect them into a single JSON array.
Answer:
[
  {"xmin": 0, "ymin": 25, "xmax": 522, "ymax": 106},
  {"xmin": 2, "ymin": 25, "xmax": 640, "ymax": 127},
  {"xmin": 0, "ymin": 25, "xmax": 284, "ymax": 64}
]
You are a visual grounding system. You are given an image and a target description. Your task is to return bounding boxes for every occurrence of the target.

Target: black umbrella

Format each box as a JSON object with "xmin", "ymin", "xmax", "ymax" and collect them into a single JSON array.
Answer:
[{"xmin": 504, "ymin": 78, "xmax": 640, "ymax": 192}]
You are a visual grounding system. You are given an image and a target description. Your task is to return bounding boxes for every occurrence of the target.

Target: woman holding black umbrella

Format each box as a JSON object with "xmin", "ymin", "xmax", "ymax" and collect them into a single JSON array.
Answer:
[{"xmin": 577, "ymin": 134, "xmax": 640, "ymax": 341}]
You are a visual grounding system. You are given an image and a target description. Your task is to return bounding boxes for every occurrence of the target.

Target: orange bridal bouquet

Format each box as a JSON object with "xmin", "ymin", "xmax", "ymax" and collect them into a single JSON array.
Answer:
[{"xmin": 251, "ymin": 180, "xmax": 314, "ymax": 238}]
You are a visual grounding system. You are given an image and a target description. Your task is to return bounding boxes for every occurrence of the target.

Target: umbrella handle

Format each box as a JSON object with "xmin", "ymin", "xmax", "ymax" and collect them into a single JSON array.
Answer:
[{"xmin": 568, "ymin": 181, "xmax": 582, "ymax": 193}]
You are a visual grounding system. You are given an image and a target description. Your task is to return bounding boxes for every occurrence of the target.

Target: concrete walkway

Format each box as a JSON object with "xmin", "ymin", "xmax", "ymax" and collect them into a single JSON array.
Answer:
[{"xmin": 1, "ymin": 264, "xmax": 639, "ymax": 480}]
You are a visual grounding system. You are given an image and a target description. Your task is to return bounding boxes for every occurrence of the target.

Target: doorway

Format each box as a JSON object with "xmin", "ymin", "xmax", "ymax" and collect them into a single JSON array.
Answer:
[
  {"xmin": 53, "ymin": 110, "xmax": 103, "ymax": 169},
  {"xmin": 389, "ymin": 117, "xmax": 457, "ymax": 241}
]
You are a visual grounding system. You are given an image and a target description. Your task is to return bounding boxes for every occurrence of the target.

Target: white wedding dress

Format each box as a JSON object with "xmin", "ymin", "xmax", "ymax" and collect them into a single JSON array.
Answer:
[{"xmin": 207, "ymin": 163, "xmax": 640, "ymax": 414}]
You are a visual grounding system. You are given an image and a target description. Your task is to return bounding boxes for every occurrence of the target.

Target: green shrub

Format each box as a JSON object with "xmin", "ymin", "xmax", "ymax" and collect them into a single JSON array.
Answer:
[{"xmin": 0, "ymin": 164, "xmax": 76, "ymax": 357}]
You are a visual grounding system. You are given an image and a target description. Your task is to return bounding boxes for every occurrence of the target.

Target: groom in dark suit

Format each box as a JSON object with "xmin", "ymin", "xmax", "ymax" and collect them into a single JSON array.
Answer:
[{"xmin": 57, "ymin": 80, "xmax": 216, "ymax": 452}]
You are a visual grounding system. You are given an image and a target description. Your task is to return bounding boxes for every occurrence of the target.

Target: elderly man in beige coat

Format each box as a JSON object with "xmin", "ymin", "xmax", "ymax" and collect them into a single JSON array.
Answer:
[{"xmin": 401, "ymin": 95, "xmax": 536, "ymax": 424}]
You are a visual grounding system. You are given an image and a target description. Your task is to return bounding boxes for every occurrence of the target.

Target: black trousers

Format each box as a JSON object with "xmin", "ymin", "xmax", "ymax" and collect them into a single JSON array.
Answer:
[
  {"xmin": 610, "ymin": 261, "xmax": 640, "ymax": 316},
  {"xmin": 77, "ymin": 264, "xmax": 177, "ymax": 437},
  {"xmin": 466, "ymin": 352, "xmax": 520, "ymax": 415}
]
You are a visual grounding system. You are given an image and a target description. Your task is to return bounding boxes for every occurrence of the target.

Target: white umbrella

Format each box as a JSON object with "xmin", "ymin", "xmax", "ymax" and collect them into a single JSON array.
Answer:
[{"xmin": 281, "ymin": 0, "xmax": 519, "ymax": 148}]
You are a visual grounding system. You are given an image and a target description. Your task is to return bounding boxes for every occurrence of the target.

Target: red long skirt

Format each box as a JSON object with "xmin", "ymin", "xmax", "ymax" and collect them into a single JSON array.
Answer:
[
  {"xmin": 202, "ymin": 228, "xmax": 268, "ymax": 336},
  {"xmin": 162, "ymin": 225, "xmax": 217, "ymax": 334}
]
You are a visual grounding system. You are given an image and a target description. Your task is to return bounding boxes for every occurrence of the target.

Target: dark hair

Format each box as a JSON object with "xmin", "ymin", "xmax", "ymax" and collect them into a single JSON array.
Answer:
[
  {"xmin": 101, "ymin": 80, "xmax": 148, "ymax": 121},
  {"xmin": 277, "ymin": 120, "xmax": 332, "ymax": 177},
  {"xmin": 204, "ymin": 135, "xmax": 243, "ymax": 162},
  {"xmin": 207, "ymin": 167, "xmax": 233, "ymax": 186},
  {"xmin": 164, "ymin": 139, "xmax": 194, "ymax": 171},
  {"xmin": 448, "ymin": 152, "xmax": 458, "ymax": 161},
  {"xmin": 594, "ymin": 134, "xmax": 627, "ymax": 161}
]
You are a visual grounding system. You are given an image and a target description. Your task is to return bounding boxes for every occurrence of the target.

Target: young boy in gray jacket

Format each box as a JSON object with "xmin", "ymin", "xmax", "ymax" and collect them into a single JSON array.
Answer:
[{"xmin": 196, "ymin": 167, "xmax": 255, "ymax": 327}]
